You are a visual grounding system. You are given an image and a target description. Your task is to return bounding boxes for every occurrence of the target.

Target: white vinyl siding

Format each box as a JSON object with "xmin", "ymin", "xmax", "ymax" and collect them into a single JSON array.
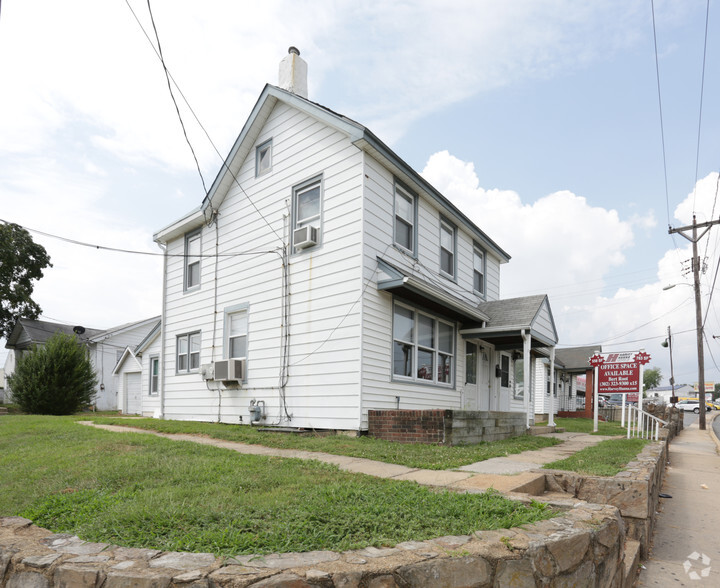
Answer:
[{"xmin": 160, "ymin": 101, "xmax": 364, "ymax": 428}]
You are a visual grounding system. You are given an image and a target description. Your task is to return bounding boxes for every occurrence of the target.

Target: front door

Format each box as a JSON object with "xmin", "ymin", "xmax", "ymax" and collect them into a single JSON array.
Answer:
[
  {"xmin": 464, "ymin": 340, "xmax": 493, "ymax": 411},
  {"xmin": 463, "ymin": 341, "xmax": 479, "ymax": 410}
]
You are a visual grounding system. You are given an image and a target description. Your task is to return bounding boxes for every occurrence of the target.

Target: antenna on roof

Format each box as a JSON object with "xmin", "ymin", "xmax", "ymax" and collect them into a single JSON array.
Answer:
[{"xmin": 73, "ymin": 326, "xmax": 86, "ymax": 335}]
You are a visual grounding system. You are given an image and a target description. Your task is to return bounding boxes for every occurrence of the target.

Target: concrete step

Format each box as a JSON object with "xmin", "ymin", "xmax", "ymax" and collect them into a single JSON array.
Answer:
[
  {"xmin": 529, "ymin": 425, "xmax": 566, "ymax": 435},
  {"xmin": 623, "ymin": 540, "xmax": 641, "ymax": 587}
]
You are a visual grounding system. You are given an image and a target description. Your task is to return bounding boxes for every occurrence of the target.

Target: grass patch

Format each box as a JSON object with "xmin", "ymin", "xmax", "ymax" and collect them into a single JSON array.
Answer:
[
  {"xmin": 81, "ymin": 416, "xmax": 562, "ymax": 470},
  {"xmin": 2, "ymin": 415, "xmax": 557, "ymax": 555},
  {"xmin": 536, "ymin": 417, "xmax": 627, "ymax": 436},
  {"xmin": 542, "ymin": 437, "xmax": 649, "ymax": 476}
]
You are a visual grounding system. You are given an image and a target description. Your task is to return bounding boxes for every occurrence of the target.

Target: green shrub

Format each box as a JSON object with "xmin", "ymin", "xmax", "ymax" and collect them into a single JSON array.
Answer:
[{"xmin": 8, "ymin": 333, "xmax": 97, "ymax": 415}]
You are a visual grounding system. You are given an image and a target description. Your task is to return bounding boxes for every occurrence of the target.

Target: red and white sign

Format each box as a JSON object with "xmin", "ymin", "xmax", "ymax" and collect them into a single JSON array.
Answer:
[{"xmin": 588, "ymin": 350, "xmax": 649, "ymax": 403}]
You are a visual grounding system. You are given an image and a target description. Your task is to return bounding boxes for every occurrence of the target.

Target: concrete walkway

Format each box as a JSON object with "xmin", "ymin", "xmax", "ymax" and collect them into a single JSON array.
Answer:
[
  {"xmin": 77, "ymin": 422, "xmax": 612, "ymax": 491},
  {"xmin": 638, "ymin": 415, "xmax": 720, "ymax": 586}
]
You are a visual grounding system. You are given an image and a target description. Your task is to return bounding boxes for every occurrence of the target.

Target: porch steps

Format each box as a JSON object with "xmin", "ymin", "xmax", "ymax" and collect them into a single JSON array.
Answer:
[
  {"xmin": 0, "ymin": 407, "xmax": 8, "ymax": 415},
  {"xmin": 528, "ymin": 425, "xmax": 565, "ymax": 435}
]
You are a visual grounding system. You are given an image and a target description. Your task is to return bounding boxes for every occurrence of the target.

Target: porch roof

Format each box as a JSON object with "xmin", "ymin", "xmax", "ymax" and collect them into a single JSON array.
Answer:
[{"xmin": 459, "ymin": 295, "xmax": 558, "ymax": 350}]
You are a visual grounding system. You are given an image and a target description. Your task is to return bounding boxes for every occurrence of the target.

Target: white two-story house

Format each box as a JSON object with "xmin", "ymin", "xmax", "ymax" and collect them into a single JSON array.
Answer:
[{"xmin": 151, "ymin": 48, "xmax": 559, "ymax": 432}]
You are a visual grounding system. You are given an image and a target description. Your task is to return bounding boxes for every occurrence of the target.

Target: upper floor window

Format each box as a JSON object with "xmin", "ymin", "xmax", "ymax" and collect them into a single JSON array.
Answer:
[
  {"xmin": 292, "ymin": 176, "xmax": 322, "ymax": 251},
  {"xmin": 256, "ymin": 139, "xmax": 272, "ymax": 177},
  {"xmin": 185, "ymin": 231, "xmax": 201, "ymax": 291},
  {"xmin": 392, "ymin": 302, "xmax": 454, "ymax": 386},
  {"xmin": 177, "ymin": 332, "xmax": 200, "ymax": 373},
  {"xmin": 394, "ymin": 184, "xmax": 416, "ymax": 255},
  {"xmin": 473, "ymin": 244, "xmax": 485, "ymax": 296},
  {"xmin": 440, "ymin": 219, "xmax": 456, "ymax": 278},
  {"xmin": 226, "ymin": 310, "xmax": 248, "ymax": 360}
]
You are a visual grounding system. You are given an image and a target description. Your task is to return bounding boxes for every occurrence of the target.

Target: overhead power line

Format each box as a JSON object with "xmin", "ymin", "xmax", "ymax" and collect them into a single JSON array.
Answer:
[{"xmin": 0, "ymin": 219, "xmax": 279, "ymax": 259}]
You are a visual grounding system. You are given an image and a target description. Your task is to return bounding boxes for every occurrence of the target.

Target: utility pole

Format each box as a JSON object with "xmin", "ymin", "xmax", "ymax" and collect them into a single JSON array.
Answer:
[{"xmin": 668, "ymin": 215, "xmax": 720, "ymax": 430}]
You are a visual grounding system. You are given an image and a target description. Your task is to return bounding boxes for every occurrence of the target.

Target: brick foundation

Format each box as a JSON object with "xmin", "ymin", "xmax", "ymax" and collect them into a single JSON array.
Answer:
[{"xmin": 368, "ymin": 410, "xmax": 527, "ymax": 445}]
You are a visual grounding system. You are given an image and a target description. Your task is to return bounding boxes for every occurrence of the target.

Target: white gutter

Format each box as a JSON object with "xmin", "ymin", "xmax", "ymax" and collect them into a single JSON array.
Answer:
[
  {"xmin": 158, "ymin": 242, "xmax": 168, "ymax": 419},
  {"xmin": 549, "ymin": 346, "xmax": 556, "ymax": 427}
]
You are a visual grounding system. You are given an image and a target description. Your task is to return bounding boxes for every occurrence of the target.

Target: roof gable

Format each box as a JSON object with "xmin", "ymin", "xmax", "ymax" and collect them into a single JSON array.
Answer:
[
  {"xmin": 5, "ymin": 319, "xmax": 104, "ymax": 350},
  {"xmin": 154, "ymin": 85, "xmax": 510, "ymax": 262}
]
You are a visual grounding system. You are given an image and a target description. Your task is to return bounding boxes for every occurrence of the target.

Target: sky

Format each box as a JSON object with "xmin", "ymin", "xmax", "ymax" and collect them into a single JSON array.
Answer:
[{"xmin": 2, "ymin": 0, "xmax": 720, "ymax": 390}]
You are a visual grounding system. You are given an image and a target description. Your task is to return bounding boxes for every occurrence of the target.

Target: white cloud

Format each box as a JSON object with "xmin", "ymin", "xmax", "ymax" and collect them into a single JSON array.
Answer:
[{"xmin": 421, "ymin": 150, "xmax": 635, "ymax": 299}]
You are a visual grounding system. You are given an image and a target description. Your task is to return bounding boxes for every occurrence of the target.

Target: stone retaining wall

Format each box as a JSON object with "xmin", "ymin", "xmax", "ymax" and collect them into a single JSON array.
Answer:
[
  {"xmin": 367, "ymin": 410, "xmax": 526, "ymax": 445},
  {"xmin": 0, "ymin": 502, "xmax": 628, "ymax": 588},
  {"xmin": 544, "ymin": 440, "xmax": 667, "ymax": 559}
]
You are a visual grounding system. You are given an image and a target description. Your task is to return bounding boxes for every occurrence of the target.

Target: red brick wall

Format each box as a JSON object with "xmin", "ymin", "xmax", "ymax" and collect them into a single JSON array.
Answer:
[{"xmin": 368, "ymin": 409, "xmax": 449, "ymax": 444}]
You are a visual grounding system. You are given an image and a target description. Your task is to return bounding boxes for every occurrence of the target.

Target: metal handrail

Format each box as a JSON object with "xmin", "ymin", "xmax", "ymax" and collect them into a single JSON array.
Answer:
[{"xmin": 626, "ymin": 405, "xmax": 668, "ymax": 441}]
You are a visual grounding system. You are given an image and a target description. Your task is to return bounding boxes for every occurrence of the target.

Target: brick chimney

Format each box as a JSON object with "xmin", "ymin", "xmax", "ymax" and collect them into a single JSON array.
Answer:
[{"xmin": 278, "ymin": 46, "xmax": 308, "ymax": 99}]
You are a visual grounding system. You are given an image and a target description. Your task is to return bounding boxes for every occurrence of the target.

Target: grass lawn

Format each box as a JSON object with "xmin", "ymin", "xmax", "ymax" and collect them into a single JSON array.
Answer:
[
  {"xmin": 1, "ymin": 415, "xmax": 557, "ymax": 556},
  {"xmin": 542, "ymin": 438, "xmax": 649, "ymax": 476},
  {"xmin": 82, "ymin": 416, "xmax": 563, "ymax": 470},
  {"xmin": 536, "ymin": 417, "xmax": 627, "ymax": 436}
]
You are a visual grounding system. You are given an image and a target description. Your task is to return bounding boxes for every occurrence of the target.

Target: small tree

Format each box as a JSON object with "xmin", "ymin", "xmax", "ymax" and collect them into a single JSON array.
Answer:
[
  {"xmin": 0, "ymin": 222, "xmax": 52, "ymax": 339},
  {"xmin": 643, "ymin": 366, "xmax": 662, "ymax": 392},
  {"xmin": 8, "ymin": 333, "xmax": 97, "ymax": 415}
]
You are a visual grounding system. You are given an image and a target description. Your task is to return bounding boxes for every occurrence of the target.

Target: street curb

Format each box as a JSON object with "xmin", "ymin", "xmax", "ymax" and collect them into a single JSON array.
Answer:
[{"xmin": 708, "ymin": 410, "xmax": 720, "ymax": 454}]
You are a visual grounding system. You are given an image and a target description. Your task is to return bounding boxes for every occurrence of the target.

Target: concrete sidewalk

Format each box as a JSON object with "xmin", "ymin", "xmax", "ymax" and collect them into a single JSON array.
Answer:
[
  {"xmin": 638, "ymin": 416, "xmax": 720, "ymax": 586},
  {"xmin": 77, "ymin": 422, "xmax": 608, "ymax": 491}
]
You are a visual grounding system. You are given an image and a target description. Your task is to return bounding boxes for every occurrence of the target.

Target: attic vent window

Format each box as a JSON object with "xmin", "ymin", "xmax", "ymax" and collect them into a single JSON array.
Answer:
[{"xmin": 256, "ymin": 139, "xmax": 272, "ymax": 177}]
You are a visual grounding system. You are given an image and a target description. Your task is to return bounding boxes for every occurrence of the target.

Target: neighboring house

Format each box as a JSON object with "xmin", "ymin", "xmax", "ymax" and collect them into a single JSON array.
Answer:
[
  {"xmin": 554, "ymin": 346, "xmax": 602, "ymax": 413},
  {"xmin": 646, "ymin": 384, "xmax": 694, "ymax": 403},
  {"xmin": 0, "ymin": 367, "xmax": 6, "ymax": 403},
  {"xmin": 152, "ymin": 48, "xmax": 558, "ymax": 432},
  {"xmin": 4, "ymin": 317, "xmax": 160, "ymax": 410},
  {"xmin": 114, "ymin": 321, "xmax": 162, "ymax": 416}
]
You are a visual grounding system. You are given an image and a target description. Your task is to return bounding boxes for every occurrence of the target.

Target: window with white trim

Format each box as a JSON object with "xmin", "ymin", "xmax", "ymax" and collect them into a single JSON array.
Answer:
[
  {"xmin": 256, "ymin": 139, "xmax": 272, "ymax": 177},
  {"xmin": 513, "ymin": 358, "xmax": 524, "ymax": 399},
  {"xmin": 226, "ymin": 310, "xmax": 248, "ymax": 360},
  {"xmin": 440, "ymin": 219, "xmax": 456, "ymax": 278},
  {"xmin": 176, "ymin": 332, "xmax": 200, "ymax": 373},
  {"xmin": 392, "ymin": 302, "xmax": 454, "ymax": 385},
  {"xmin": 149, "ymin": 356, "xmax": 159, "ymax": 395},
  {"xmin": 394, "ymin": 184, "xmax": 416, "ymax": 254},
  {"xmin": 500, "ymin": 354, "xmax": 510, "ymax": 388},
  {"xmin": 473, "ymin": 244, "xmax": 485, "ymax": 296},
  {"xmin": 292, "ymin": 176, "xmax": 322, "ymax": 250},
  {"xmin": 185, "ymin": 231, "xmax": 201, "ymax": 291}
]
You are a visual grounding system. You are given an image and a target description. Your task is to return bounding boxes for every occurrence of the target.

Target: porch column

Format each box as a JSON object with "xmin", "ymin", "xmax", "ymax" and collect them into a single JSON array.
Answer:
[
  {"xmin": 549, "ymin": 347, "xmax": 556, "ymax": 426},
  {"xmin": 522, "ymin": 330, "xmax": 532, "ymax": 428}
]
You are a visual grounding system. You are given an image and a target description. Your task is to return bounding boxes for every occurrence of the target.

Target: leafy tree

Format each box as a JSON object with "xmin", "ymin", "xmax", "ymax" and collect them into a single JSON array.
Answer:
[
  {"xmin": 0, "ymin": 222, "xmax": 52, "ymax": 339},
  {"xmin": 643, "ymin": 366, "xmax": 662, "ymax": 392},
  {"xmin": 8, "ymin": 333, "xmax": 97, "ymax": 415}
]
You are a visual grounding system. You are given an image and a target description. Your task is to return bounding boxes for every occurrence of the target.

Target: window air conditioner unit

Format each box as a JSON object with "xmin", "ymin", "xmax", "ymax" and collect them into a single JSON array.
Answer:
[
  {"xmin": 293, "ymin": 225, "xmax": 318, "ymax": 249},
  {"xmin": 213, "ymin": 359, "xmax": 245, "ymax": 381}
]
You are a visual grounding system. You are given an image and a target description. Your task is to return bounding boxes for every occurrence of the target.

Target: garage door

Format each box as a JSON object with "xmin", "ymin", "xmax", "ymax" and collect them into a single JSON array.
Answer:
[{"xmin": 125, "ymin": 372, "xmax": 142, "ymax": 415}]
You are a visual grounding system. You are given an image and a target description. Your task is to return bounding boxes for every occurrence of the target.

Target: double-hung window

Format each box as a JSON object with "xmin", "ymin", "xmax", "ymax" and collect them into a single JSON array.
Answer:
[
  {"xmin": 392, "ymin": 302, "xmax": 454, "ymax": 385},
  {"xmin": 292, "ymin": 176, "xmax": 322, "ymax": 251},
  {"xmin": 149, "ymin": 356, "xmax": 159, "ymax": 395},
  {"xmin": 394, "ymin": 184, "xmax": 416, "ymax": 254},
  {"xmin": 226, "ymin": 310, "xmax": 248, "ymax": 360},
  {"xmin": 255, "ymin": 139, "xmax": 272, "ymax": 177},
  {"xmin": 185, "ymin": 231, "xmax": 201, "ymax": 291},
  {"xmin": 439, "ymin": 219, "xmax": 456, "ymax": 278},
  {"xmin": 177, "ymin": 332, "xmax": 200, "ymax": 373},
  {"xmin": 473, "ymin": 244, "xmax": 485, "ymax": 296}
]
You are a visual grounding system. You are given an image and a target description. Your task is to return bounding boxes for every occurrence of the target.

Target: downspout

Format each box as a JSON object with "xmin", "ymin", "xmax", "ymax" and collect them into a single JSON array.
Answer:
[
  {"xmin": 521, "ymin": 330, "xmax": 531, "ymax": 429},
  {"xmin": 158, "ymin": 241, "xmax": 168, "ymax": 419},
  {"xmin": 549, "ymin": 346, "xmax": 556, "ymax": 427}
]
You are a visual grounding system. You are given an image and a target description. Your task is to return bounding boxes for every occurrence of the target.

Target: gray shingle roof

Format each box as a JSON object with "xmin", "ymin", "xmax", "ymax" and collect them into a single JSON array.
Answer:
[
  {"xmin": 476, "ymin": 295, "xmax": 547, "ymax": 329},
  {"xmin": 6, "ymin": 318, "xmax": 105, "ymax": 349},
  {"xmin": 554, "ymin": 346, "xmax": 603, "ymax": 371}
]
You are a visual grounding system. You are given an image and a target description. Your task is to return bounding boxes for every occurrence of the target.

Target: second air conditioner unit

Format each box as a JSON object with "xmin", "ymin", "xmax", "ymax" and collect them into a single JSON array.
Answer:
[
  {"xmin": 213, "ymin": 359, "xmax": 245, "ymax": 382},
  {"xmin": 293, "ymin": 225, "xmax": 318, "ymax": 249}
]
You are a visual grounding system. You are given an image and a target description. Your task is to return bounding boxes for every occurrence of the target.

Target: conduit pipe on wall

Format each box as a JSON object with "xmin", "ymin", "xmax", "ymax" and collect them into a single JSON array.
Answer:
[{"xmin": 522, "ymin": 329, "xmax": 531, "ymax": 429}]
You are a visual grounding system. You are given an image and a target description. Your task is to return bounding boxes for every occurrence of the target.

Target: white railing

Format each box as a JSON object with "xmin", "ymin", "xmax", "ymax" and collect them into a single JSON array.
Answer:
[{"xmin": 626, "ymin": 405, "xmax": 668, "ymax": 441}]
